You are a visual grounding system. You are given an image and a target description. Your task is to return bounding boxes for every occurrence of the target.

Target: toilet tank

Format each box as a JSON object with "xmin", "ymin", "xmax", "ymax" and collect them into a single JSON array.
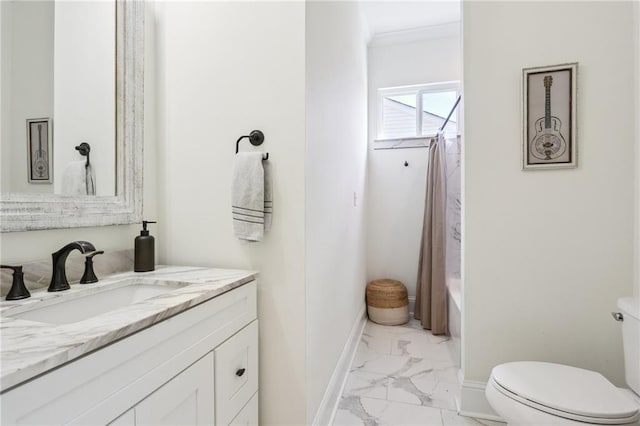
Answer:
[{"xmin": 618, "ymin": 298, "xmax": 640, "ymax": 395}]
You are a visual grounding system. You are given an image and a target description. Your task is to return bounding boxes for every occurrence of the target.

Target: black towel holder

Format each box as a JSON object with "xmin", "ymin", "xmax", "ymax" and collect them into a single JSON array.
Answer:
[
  {"xmin": 236, "ymin": 130, "xmax": 269, "ymax": 160},
  {"xmin": 75, "ymin": 142, "xmax": 91, "ymax": 167}
]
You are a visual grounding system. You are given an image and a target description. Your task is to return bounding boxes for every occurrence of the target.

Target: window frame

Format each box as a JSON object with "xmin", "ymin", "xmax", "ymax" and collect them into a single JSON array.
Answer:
[{"xmin": 376, "ymin": 81, "xmax": 460, "ymax": 143}]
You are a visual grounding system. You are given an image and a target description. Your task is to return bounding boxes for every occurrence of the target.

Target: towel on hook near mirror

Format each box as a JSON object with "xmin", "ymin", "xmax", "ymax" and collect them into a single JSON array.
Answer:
[{"xmin": 61, "ymin": 161, "xmax": 95, "ymax": 196}]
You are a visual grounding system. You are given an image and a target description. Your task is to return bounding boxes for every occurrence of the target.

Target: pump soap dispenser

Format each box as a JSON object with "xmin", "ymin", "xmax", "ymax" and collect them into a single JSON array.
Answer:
[{"xmin": 135, "ymin": 220, "xmax": 157, "ymax": 272}]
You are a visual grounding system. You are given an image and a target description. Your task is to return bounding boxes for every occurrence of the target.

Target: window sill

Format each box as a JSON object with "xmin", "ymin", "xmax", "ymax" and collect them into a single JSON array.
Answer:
[
  {"xmin": 373, "ymin": 134, "xmax": 460, "ymax": 150},
  {"xmin": 374, "ymin": 135, "xmax": 437, "ymax": 143}
]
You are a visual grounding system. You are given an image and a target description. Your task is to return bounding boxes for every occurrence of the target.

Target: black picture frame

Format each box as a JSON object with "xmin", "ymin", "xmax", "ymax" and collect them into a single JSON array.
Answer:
[{"xmin": 26, "ymin": 117, "xmax": 53, "ymax": 183}]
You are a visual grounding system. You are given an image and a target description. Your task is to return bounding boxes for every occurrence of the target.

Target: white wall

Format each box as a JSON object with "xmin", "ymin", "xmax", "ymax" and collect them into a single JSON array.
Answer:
[
  {"xmin": 367, "ymin": 31, "xmax": 460, "ymax": 299},
  {"xmin": 305, "ymin": 2, "xmax": 368, "ymax": 422},
  {"xmin": 152, "ymin": 2, "xmax": 306, "ymax": 424},
  {"xmin": 463, "ymin": 0, "xmax": 636, "ymax": 389},
  {"xmin": 2, "ymin": 1, "xmax": 54, "ymax": 194},
  {"xmin": 53, "ymin": 1, "xmax": 116, "ymax": 196},
  {"xmin": 0, "ymin": 0, "xmax": 11, "ymax": 193},
  {"xmin": 635, "ymin": 0, "xmax": 640, "ymax": 298}
]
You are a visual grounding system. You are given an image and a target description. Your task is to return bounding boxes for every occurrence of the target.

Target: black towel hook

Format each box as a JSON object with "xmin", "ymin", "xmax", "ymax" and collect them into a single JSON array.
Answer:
[
  {"xmin": 236, "ymin": 130, "xmax": 268, "ymax": 160},
  {"xmin": 75, "ymin": 142, "xmax": 91, "ymax": 167}
]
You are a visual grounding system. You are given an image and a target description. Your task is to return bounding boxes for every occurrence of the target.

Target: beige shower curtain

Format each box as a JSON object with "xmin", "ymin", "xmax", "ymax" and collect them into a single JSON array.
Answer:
[{"xmin": 415, "ymin": 133, "xmax": 447, "ymax": 335}]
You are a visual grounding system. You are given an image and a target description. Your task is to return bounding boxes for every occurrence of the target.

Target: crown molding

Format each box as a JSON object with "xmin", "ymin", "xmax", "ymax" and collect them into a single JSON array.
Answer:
[{"xmin": 369, "ymin": 21, "xmax": 460, "ymax": 47}]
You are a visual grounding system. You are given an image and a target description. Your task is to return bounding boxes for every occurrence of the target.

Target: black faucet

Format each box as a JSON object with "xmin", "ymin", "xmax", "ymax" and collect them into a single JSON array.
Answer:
[
  {"xmin": 48, "ymin": 241, "xmax": 96, "ymax": 292},
  {"xmin": 1, "ymin": 265, "xmax": 30, "ymax": 300}
]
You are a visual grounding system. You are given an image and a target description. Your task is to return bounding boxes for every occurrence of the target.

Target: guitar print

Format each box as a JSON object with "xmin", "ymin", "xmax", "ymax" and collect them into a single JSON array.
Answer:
[
  {"xmin": 530, "ymin": 76, "xmax": 567, "ymax": 161},
  {"xmin": 33, "ymin": 123, "xmax": 49, "ymax": 179}
]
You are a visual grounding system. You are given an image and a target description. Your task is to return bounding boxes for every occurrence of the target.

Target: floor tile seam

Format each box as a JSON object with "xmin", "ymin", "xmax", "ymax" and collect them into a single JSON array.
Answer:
[
  {"xmin": 347, "ymin": 368, "xmax": 390, "ymax": 376},
  {"xmin": 384, "ymin": 395, "xmax": 457, "ymax": 411},
  {"xmin": 360, "ymin": 395, "xmax": 446, "ymax": 412},
  {"xmin": 352, "ymin": 370, "xmax": 441, "ymax": 380},
  {"xmin": 359, "ymin": 352, "xmax": 430, "ymax": 361},
  {"xmin": 352, "ymin": 367, "xmax": 432, "ymax": 376},
  {"xmin": 344, "ymin": 394, "xmax": 389, "ymax": 403},
  {"xmin": 386, "ymin": 382, "xmax": 458, "ymax": 406},
  {"xmin": 351, "ymin": 359, "xmax": 460, "ymax": 383},
  {"xmin": 354, "ymin": 350, "xmax": 394, "ymax": 357},
  {"xmin": 352, "ymin": 364, "xmax": 446, "ymax": 376}
]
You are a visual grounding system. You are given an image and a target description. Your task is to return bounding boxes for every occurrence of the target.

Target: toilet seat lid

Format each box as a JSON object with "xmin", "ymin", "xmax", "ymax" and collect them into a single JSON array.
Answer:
[{"xmin": 491, "ymin": 362, "xmax": 639, "ymax": 422}]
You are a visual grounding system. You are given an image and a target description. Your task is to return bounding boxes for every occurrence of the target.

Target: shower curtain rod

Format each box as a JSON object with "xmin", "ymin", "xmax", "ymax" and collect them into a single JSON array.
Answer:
[{"xmin": 439, "ymin": 95, "xmax": 462, "ymax": 132}]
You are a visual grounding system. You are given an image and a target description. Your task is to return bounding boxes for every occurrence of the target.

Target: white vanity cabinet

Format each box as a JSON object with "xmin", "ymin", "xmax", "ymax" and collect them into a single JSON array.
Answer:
[
  {"xmin": 133, "ymin": 352, "xmax": 215, "ymax": 425},
  {"xmin": 214, "ymin": 321, "xmax": 259, "ymax": 425},
  {"xmin": 0, "ymin": 281, "xmax": 258, "ymax": 426}
]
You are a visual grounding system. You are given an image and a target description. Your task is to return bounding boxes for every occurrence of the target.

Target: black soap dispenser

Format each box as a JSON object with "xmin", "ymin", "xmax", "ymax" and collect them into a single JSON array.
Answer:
[{"xmin": 135, "ymin": 220, "xmax": 157, "ymax": 272}]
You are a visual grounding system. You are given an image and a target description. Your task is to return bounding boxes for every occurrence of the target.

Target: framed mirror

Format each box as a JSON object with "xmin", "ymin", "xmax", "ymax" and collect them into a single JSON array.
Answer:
[{"xmin": 0, "ymin": 1, "xmax": 143, "ymax": 232}]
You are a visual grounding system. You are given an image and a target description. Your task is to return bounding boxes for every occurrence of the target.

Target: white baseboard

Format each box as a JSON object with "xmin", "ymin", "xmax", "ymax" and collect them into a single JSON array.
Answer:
[
  {"xmin": 460, "ymin": 380, "xmax": 504, "ymax": 422},
  {"xmin": 454, "ymin": 369, "xmax": 464, "ymax": 411},
  {"xmin": 312, "ymin": 305, "xmax": 367, "ymax": 426}
]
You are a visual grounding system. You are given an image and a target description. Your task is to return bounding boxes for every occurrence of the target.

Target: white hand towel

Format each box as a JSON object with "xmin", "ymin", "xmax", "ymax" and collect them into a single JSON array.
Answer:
[
  {"xmin": 85, "ymin": 163, "xmax": 96, "ymax": 196},
  {"xmin": 263, "ymin": 160, "xmax": 273, "ymax": 232},
  {"xmin": 61, "ymin": 161, "xmax": 86, "ymax": 195},
  {"xmin": 61, "ymin": 161, "xmax": 96, "ymax": 196},
  {"xmin": 232, "ymin": 153, "xmax": 270, "ymax": 241}
]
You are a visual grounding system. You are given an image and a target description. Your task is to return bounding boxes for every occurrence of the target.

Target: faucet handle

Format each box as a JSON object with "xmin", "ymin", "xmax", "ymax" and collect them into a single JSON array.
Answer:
[
  {"xmin": 1, "ymin": 265, "xmax": 31, "ymax": 301},
  {"xmin": 79, "ymin": 251, "xmax": 104, "ymax": 284},
  {"xmin": 86, "ymin": 250, "xmax": 105, "ymax": 260}
]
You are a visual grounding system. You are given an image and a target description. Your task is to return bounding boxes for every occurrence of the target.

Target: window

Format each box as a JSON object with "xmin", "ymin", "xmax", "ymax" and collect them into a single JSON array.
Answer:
[{"xmin": 377, "ymin": 82, "xmax": 460, "ymax": 141}]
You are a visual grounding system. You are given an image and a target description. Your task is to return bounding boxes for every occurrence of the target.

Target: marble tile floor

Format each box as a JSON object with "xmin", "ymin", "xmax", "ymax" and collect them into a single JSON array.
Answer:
[{"xmin": 332, "ymin": 319, "xmax": 504, "ymax": 426}]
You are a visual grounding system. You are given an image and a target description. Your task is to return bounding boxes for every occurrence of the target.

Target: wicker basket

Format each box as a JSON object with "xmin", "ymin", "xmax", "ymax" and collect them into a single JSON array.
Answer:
[{"xmin": 366, "ymin": 279, "xmax": 409, "ymax": 325}]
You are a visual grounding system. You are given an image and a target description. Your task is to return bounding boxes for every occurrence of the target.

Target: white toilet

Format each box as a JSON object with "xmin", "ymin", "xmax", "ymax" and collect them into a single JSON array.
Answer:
[{"xmin": 486, "ymin": 297, "xmax": 640, "ymax": 425}]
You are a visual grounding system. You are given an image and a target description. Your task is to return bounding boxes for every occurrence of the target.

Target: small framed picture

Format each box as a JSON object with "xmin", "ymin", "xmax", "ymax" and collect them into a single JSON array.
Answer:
[
  {"xmin": 522, "ymin": 63, "xmax": 577, "ymax": 170},
  {"xmin": 26, "ymin": 117, "xmax": 53, "ymax": 183}
]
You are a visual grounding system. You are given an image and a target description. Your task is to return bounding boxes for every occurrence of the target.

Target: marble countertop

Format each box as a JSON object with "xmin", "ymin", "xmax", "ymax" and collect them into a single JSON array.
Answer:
[{"xmin": 0, "ymin": 266, "xmax": 258, "ymax": 392}]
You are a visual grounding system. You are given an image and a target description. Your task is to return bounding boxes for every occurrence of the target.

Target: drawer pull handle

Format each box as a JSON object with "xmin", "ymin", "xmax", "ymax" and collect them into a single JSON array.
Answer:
[{"xmin": 236, "ymin": 368, "xmax": 246, "ymax": 377}]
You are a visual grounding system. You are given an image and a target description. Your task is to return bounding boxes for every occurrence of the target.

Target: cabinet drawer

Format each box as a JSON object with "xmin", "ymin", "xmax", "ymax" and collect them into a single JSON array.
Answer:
[
  {"xmin": 135, "ymin": 352, "xmax": 215, "ymax": 425},
  {"xmin": 215, "ymin": 320, "xmax": 258, "ymax": 425},
  {"xmin": 230, "ymin": 392, "xmax": 258, "ymax": 426}
]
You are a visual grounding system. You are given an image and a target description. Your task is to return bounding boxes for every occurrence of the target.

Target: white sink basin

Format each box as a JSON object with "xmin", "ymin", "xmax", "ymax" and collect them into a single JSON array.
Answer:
[{"xmin": 8, "ymin": 280, "xmax": 185, "ymax": 325}]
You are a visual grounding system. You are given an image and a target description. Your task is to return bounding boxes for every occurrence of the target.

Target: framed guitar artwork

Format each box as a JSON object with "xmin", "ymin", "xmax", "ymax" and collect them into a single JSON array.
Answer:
[
  {"xmin": 522, "ymin": 63, "xmax": 577, "ymax": 170},
  {"xmin": 26, "ymin": 117, "xmax": 53, "ymax": 183}
]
